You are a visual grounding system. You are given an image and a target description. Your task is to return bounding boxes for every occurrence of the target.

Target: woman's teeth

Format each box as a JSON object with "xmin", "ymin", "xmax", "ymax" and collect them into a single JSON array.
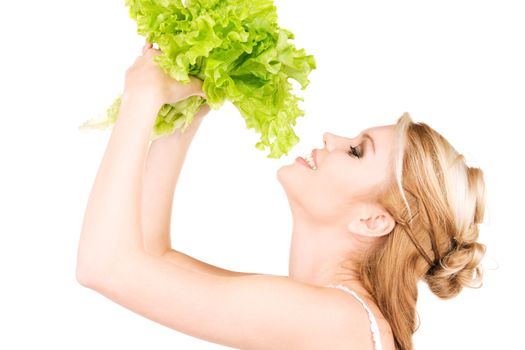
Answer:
[{"xmin": 304, "ymin": 154, "xmax": 317, "ymax": 170}]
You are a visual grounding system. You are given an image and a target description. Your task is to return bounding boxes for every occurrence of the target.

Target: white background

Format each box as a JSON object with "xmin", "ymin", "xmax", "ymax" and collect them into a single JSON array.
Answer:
[{"xmin": 0, "ymin": 0, "xmax": 522, "ymax": 349}]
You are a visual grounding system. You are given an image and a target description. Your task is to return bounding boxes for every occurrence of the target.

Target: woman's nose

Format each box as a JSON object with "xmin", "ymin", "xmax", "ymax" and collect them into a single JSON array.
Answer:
[{"xmin": 323, "ymin": 132, "xmax": 336, "ymax": 152}]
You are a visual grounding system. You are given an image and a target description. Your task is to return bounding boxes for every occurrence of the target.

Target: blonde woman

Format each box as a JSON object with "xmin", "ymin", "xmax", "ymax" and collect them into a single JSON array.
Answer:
[{"xmin": 77, "ymin": 43, "xmax": 486, "ymax": 350}]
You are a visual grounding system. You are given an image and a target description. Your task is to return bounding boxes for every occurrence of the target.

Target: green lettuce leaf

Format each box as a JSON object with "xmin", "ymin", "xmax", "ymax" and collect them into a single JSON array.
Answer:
[{"xmin": 79, "ymin": 0, "xmax": 316, "ymax": 158}]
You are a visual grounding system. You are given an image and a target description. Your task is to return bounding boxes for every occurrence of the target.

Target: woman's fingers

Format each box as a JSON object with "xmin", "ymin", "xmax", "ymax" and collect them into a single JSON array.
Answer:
[{"xmin": 142, "ymin": 41, "xmax": 153, "ymax": 55}]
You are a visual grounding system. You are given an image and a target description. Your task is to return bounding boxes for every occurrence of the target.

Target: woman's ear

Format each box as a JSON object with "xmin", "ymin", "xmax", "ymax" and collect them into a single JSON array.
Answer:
[{"xmin": 347, "ymin": 204, "xmax": 395, "ymax": 238}]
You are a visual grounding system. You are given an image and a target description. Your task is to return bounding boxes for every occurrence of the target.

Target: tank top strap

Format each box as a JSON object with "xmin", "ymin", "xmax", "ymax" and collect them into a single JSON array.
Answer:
[{"xmin": 325, "ymin": 284, "xmax": 383, "ymax": 350}]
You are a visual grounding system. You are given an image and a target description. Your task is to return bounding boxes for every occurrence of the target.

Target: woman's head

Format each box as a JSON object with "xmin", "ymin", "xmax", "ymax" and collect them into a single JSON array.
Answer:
[{"xmin": 278, "ymin": 112, "xmax": 486, "ymax": 350}]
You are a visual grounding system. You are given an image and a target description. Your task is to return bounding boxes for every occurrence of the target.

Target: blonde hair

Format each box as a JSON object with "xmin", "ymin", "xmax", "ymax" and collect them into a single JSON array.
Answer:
[{"xmin": 359, "ymin": 112, "xmax": 487, "ymax": 350}]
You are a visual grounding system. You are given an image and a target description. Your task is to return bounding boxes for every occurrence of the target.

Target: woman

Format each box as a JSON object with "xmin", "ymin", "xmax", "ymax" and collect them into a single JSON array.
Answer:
[{"xmin": 76, "ymin": 42, "xmax": 486, "ymax": 350}]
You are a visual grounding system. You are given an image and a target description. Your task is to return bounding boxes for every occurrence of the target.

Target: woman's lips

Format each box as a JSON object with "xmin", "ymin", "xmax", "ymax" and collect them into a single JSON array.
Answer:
[
  {"xmin": 295, "ymin": 150, "xmax": 319, "ymax": 170},
  {"xmin": 295, "ymin": 157, "xmax": 311, "ymax": 168}
]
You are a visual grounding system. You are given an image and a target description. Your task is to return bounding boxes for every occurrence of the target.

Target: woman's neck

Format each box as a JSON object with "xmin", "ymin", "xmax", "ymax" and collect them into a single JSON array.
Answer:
[{"xmin": 287, "ymin": 219, "xmax": 372, "ymax": 298}]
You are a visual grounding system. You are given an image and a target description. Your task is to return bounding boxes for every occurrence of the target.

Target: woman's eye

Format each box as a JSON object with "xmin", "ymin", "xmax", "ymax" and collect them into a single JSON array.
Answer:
[{"xmin": 347, "ymin": 145, "xmax": 362, "ymax": 159}]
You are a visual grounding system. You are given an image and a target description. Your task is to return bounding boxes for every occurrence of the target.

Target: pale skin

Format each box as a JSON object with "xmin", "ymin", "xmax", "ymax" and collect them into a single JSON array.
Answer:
[{"xmin": 76, "ymin": 42, "xmax": 396, "ymax": 349}]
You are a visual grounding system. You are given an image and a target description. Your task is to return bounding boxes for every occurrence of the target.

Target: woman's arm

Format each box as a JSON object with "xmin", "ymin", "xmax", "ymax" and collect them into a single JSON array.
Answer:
[
  {"xmin": 76, "ymin": 94, "xmax": 159, "ymax": 280},
  {"xmin": 140, "ymin": 106, "xmax": 206, "ymax": 257},
  {"xmin": 75, "ymin": 92, "xmax": 352, "ymax": 350},
  {"xmin": 140, "ymin": 107, "xmax": 258, "ymax": 277},
  {"xmin": 81, "ymin": 254, "xmax": 358, "ymax": 349},
  {"xmin": 76, "ymin": 45, "xmax": 361, "ymax": 349},
  {"xmin": 161, "ymin": 249, "xmax": 259, "ymax": 277}
]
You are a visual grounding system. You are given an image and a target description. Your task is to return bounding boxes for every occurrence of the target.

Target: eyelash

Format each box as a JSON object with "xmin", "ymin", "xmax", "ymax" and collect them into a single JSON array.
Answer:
[{"xmin": 348, "ymin": 145, "xmax": 362, "ymax": 159}]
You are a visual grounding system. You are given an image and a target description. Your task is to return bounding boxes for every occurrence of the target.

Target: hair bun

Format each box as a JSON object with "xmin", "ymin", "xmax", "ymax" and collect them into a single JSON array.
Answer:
[{"xmin": 424, "ymin": 240, "xmax": 486, "ymax": 299}]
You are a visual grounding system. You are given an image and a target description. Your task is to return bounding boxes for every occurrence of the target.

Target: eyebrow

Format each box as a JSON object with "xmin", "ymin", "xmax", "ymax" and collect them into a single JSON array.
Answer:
[{"xmin": 362, "ymin": 133, "xmax": 376, "ymax": 155}]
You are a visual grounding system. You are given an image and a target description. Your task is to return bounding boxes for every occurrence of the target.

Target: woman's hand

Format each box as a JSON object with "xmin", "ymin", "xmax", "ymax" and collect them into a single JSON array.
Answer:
[{"xmin": 123, "ymin": 41, "xmax": 208, "ymax": 111}]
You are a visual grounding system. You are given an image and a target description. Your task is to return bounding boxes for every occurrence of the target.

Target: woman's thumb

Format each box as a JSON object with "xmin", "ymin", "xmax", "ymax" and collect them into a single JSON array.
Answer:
[{"xmin": 176, "ymin": 77, "xmax": 207, "ymax": 101}]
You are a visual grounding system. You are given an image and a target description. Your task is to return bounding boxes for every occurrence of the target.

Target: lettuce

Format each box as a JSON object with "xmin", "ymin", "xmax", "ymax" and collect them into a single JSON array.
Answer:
[{"xmin": 79, "ymin": 0, "xmax": 316, "ymax": 158}]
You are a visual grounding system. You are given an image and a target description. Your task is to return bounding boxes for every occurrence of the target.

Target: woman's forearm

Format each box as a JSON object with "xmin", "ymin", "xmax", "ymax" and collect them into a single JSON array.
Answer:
[
  {"xmin": 77, "ymin": 94, "xmax": 161, "ymax": 281},
  {"xmin": 141, "ymin": 106, "xmax": 208, "ymax": 257}
]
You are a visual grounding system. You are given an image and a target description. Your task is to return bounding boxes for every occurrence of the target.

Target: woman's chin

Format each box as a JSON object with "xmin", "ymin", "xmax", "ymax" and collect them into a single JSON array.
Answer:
[
  {"xmin": 276, "ymin": 163, "xmax": 294, "ymax": 186},
  {"xmin": 276, "ymin": 164, "xmax": 304, "ymax": 198}
]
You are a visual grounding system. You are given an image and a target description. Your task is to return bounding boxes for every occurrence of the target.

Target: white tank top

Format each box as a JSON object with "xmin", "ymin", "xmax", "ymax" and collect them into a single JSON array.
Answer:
[{"xmin": 325, "ymin": 284, "xmax": 383, "ymax": 350}]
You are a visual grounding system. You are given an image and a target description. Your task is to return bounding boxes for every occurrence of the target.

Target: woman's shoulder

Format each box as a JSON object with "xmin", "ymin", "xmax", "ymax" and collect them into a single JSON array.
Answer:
[{"xmin": 322, "ymin": 286, "xmax": 397, "ymax": 350}]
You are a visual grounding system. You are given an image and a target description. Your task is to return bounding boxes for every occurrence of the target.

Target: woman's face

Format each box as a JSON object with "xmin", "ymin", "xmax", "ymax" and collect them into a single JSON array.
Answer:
[{"xmin": 277, "ymin": 124, "xmax": 397, "ymax": 222}]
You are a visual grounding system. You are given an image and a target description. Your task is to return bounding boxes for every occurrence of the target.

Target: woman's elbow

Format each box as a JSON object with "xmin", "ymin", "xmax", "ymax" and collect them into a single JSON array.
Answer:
[{"xmin": 75, "ymin": 256, "xmax": 110, "ymax": 289}]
